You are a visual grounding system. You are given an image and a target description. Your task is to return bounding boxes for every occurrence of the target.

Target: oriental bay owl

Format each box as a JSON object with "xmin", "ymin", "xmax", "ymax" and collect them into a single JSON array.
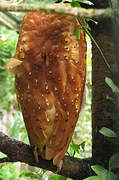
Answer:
[{"xmin": 6, "ymin": 4, "xmax": 86, "ymax": 167}]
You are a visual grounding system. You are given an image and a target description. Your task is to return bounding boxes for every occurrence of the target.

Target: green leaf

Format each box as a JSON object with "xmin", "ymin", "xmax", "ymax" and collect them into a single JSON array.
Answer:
[
  {"xmin": 80, "ymin": 141, "xmax": 85, "ymax": 152},
  {"xmin": 109, "ymin": 153, "xmax": 119, "ymax": 170},
  {"xmin": 71, "ymin": 0, "xmax": 81, "ymax": 7},
  {"xmin": 99, "ymin": 170, "xmax": 116, "ymax": 180},
  {"xmin": 49, "ymin": 175, "xmax": 65, "ymax": 180},
  {"xmin": 99, "ymin": 127, "xmax": 118, "ymax": 137},
  {"xmin": 106, "ymin": 95, "xmax": 114, "ymax": 101},
  {"xmin": 63, "ymin": 0, "xmax": 93, "ymax": 5},
  {"xmin": 62, "ymin": 0, "xmax": 72, "ymax": 2},
  {"xmin": 70, "ymin": 141, "xmax": 83, "ymax": 153},
  {"xmin": 105, "ymin": 77, "xmax": 119, "ymax": 94},
  {"xmin": 91, "ymin": 165, "xmax": 106, "ymax": 175},
  {"xmin": 84, "ymin": 176, "xmax": 100, "ymax": 180},
  {"xmin": 86, "ymin": 18, "xmax": 98, "ymax": 24},
  {"xmin": 116, "ymin": 173, "xmax": 119, "ymax": 179},
  {"xmin": 19, "ymin": 171, "xmax": 42, "ymax": 178},
  {"xmin": 77, "ymin": 0, "xmax": 94, "ymax": 5},
  {"xmin": 75, "ymin": 27, "xmax": 81, "ymax": 40},
  {"xmin": 82, "ymin": 24, "xmax": 91, "ymax": 31}
]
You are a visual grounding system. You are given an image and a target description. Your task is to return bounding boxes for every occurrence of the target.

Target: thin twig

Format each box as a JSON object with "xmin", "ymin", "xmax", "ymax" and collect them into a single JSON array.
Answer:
[
  {"xmin": 0, "ymin": 2, "xmax": 113, "ymax": 19},
  {"xmin": 0, "ymin": 157, "xmax": 13, "ymax": 163},
  {"xmin": 78, "ymin": 18, "xmax": 112, "ymax": 74}
]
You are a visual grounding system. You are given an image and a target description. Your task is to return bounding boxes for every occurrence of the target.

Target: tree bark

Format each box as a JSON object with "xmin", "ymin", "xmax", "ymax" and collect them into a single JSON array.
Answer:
[
  {"xmin": 91, "ymin": 0, "xmax": 119, "ymax": 167},
  {"xmin": 90, "ymin": 0, "xmax": 110, "ymax": 8},
  {"xmin": 0, "ymin": 131, "xmax": 93, "ymax": 180}
]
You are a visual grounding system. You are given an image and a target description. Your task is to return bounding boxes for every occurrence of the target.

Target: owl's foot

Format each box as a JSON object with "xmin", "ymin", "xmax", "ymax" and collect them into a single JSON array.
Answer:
[
  {"xmin": 55, "ymin": 160, "xmax": 63, "ymax": 174},
  {"xmin": 53, "ymin": 151, "xmax": 64, "ymax": 173},
  {"xmin": 33, "ymin": 146, "xmax": 39, "ymax": 163},
  {"xmin": 53, "ymin": 135, "xmax": 73, "ymax": 173}
]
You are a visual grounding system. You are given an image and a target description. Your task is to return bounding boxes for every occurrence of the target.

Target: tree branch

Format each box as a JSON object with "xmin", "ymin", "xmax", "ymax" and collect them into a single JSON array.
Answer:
[
  {"xmin": 0, "ymin": 2, "xmax": 113, "ymax": 19},
  {"xmin": 0, "ymin": 131, "xmax": 93, "ymax": 179},
  {"xmin": 0, "ymin": 12, "xmax": 18, "ymax": 30}
]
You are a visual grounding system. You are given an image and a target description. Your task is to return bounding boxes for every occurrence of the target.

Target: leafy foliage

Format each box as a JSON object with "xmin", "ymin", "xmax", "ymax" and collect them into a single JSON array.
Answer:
[
  {"xmin": 0, "ymin": 25, "xmax": 30, "ymax": 180},
  {"xmin": 0, "ymin": 26, "xmax": 18, "ymax": 112},
  {"xmin": 99, "ymin": 127, "xmax": 118, "ymax": 138},
  {"xmin": 105, "ymin": 77, "xmax": 119, "ymax": 94},
  {"xmin": 84, "ymin": 165, "xmax": 116, "ymax": 180},
  {"xmin": 85, "ymin": 126, "xmax": 119, "ymax": 179},
  {"xmin": 0, "ymin": 164, "xmax": 20, "ymax": 180},
  {"xmin": 85, "ymin": 75, "xmax": 119, "ymax": 179},
  {"xmin": 109, "ymin": 153, "xmax": 119, "ymax": 171},
  {"xmin": 62, "ymin": 0, "xmax": 93, "ymax": 5},
  {"xmin": 19, "ymin": 171, "xmax": 42, "ymax": 179}
]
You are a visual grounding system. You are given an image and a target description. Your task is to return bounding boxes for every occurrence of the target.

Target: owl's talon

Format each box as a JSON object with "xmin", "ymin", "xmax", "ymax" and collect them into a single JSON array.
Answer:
[
  {"xmin": 55, "ymin": 160, "xmax": 63, "ymax": 174},
  {"xmin": 33, "ymin": 146, "xmax": 39, "ymax": 163}
]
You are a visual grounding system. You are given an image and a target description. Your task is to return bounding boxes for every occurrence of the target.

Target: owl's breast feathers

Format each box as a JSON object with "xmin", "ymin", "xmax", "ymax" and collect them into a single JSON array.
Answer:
[{"xmin": 6, "ymin": 10, "xmax": 86, "ymax": 165}]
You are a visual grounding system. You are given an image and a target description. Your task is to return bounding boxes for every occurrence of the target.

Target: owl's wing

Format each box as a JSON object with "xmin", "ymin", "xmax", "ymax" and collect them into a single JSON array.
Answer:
[{"xmin": 6, "ymin": 9, "xmax": 86, "ymax": 166}]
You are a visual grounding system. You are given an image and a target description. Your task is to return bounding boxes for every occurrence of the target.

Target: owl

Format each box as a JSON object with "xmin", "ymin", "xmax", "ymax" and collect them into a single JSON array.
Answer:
[{"xmin": 6, "ymin": 4, "xmax": 86, "ymax": 168}]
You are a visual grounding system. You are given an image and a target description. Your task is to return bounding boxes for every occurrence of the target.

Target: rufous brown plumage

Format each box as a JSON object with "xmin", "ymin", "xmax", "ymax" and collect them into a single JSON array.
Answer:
[{"xmin": 6, "ymin": 4, "xmax": 86, "ymax": 167}]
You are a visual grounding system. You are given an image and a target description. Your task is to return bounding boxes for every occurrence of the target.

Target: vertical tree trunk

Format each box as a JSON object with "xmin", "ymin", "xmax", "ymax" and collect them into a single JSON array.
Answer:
[{"xmin": 91, "ymin": 0, "xmax": 119, "ymax": 167}]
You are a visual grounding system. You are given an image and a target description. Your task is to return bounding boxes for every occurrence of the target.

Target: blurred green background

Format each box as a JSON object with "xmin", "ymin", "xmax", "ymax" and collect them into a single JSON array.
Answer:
[{"xmin": 0, "ymin": 0, "xmax": 92, "ymax": 179}]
